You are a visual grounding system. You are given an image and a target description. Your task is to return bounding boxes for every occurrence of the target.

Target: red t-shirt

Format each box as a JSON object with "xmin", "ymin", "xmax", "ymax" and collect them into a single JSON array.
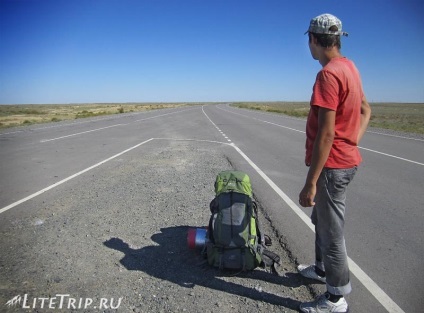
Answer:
[{"xmin": 305, "ymin": 57, "xmax": 364, "ymax": 168}]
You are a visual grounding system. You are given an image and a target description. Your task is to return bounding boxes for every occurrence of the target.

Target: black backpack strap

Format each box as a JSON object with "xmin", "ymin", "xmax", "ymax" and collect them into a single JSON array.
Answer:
[
  {"xmin": 207, "ymin": 213, "xmax": 215, "ymax": 243},
  {"xmin": 209, "ymin": 197, "xmax": 218, "ymax": 213},
  {"xmin": 241, "ymin": 248, "xmax": 246, "ymax": 271},
  {"xmin": 218, "ymin": 247, "xmax": 224, "ymax": 270},
  {"xmin": 251, "ymin": 201, "xmax": 265, "ymax": 245},
  {"xmin": 230, "ymin": 192, "xmax": 234, "ymax": 239}
]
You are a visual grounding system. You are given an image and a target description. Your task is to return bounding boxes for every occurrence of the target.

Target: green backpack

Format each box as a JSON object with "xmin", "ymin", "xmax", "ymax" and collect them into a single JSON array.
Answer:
[{"xmin": 206, "ymin": 171, "xmax": 271, "ymax": 271}]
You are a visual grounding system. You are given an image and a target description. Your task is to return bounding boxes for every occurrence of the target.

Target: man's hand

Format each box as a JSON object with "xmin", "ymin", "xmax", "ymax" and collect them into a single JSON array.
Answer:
[
  {"xmin": 299, "ymin": 183, "xmax": 316, "ymax": 207},
  {"xmin": 357, "ymin": 95, "xmax": 371, "ymax": 144}
]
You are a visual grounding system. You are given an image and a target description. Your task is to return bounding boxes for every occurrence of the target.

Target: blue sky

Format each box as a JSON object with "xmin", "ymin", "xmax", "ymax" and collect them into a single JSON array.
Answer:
[{"xmin": 0, "ymin": 0, "xmax": 423, "ymax": 104}]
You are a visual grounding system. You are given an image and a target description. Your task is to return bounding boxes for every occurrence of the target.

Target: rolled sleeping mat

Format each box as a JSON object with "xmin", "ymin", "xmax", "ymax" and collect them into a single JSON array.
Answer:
[{"xmin": 187, "ymin": 227, "xmax": 207, "ymax": 250}]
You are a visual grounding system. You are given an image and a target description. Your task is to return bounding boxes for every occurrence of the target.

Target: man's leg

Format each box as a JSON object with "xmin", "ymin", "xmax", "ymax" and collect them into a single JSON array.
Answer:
[
  {"xmin": 312, "ymin": 209, "xmax": 325, "ymax": 275},
  {"xmin": 299, "ymin": 167, "xmax": 357, "ymax": 313},
  {"xmin": 314, "ymin": 167, "xmax": 357, "ymax": 295}
]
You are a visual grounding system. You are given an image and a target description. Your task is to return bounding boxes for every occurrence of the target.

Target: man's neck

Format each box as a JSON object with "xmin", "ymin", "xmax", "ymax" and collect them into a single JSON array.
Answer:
[{"xmin": 319, "ymin": 48, "xmax": 343, "ymax": 67}]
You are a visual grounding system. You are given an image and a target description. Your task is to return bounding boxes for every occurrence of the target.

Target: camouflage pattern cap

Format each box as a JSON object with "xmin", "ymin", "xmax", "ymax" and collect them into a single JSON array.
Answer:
[{"xmin": 305, "ymin": 13, "xmax": 348, "ymax": 37}]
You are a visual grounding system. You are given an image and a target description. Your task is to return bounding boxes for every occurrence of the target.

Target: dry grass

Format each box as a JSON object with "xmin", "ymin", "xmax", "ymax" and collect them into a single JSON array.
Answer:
[
  {"xmin": 0, "ymin": 103, "xmax": 191, "ymax": 129},
  {"xmin": 367, "ymin": 102, "xmax": 424, "ymax": 134},
  {"xmin": 233, "ymin": 102, "xmax": 310, "ymax": 118}
]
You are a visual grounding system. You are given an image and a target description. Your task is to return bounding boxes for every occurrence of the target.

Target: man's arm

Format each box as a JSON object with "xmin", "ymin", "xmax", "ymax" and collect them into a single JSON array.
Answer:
[
  {"xmin": 357, "ymin": 96, "xmax": 371, "ymax": 143},
  {"xmin": 299, "ymin": 107, "xmax": 335, "ymax": 207}
]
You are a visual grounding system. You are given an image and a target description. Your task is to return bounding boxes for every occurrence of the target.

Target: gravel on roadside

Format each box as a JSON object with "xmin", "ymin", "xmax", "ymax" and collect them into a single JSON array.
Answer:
[{"xmin": 0, "ymin": 140, "xmax": 315, "ymax": 313}]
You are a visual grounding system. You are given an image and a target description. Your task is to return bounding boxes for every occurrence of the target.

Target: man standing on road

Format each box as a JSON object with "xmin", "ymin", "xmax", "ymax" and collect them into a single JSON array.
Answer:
[{"xmin": 297, "ymin": 13, "xmax": 371, "ymax": 313}]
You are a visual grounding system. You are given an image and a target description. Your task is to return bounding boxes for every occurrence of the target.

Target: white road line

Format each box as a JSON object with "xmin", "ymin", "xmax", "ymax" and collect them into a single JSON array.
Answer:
[
  {"xmin": 231, "ymin": 142, "xmax": 314, "ymax": 230},
  {"xmin": 0, "ymin": 136, "xmax": 230, "ymax": 215},
  {"xmin": 0, "ymin": 138, "xmax": 154, "ymax": 215},
  {"xmin": 366, "ymin": 130, "xmax": 424, "ymax": 142},
  {"xmin": 231, "ymin": 143, "xmax": 405, "ymax": 313},
  {"xmin": 217, "ymin": 105, "xmax": 305, "ymax": 133},
  {"xmin": 0, "ymin": 107, "xmax": 180, "ymax": 137},
  {"xmin": 0, "ymin": 129, "xmax": 25, "ymax": 135},
  {"xmin": 133, "ymin": 107, "xmax": 197, "ymax": 122},
  {"xmin": 261, "ymin": 119, "xmax": 305, "ymax": 134},
  {"xmin": 0, "ymin": 113, "xmax": 130, "ymax": 137},
  {"xmin": 217, "ymin": 105, "xmax": 423, "ymax": 166},
  {"xmin": 360, "ymin": 147, "xmax": 424, "ymax": 166},
  {"xmin": 153, "ymin": 137, "xmax": 232, "ymax": 146},
  {"xmin": 201, "ymin": 106, "xmax": 232, "ymax": 143},
  {"xmin": 39, "ymin": 107, "xmax": 197, "ymax": 143},
  {"xmin": 203, "ymin": 105, "xmax": 405, "ymax": 313},
  {"xmin": 40, "ymin": 124, "xmax": 126, "ymax": 142}
]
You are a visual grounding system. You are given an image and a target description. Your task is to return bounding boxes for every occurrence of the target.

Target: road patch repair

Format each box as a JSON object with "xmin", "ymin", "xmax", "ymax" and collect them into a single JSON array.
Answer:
[{"xmin": 0, "ymin": 139, "xmax": 313, "ymax": 312}]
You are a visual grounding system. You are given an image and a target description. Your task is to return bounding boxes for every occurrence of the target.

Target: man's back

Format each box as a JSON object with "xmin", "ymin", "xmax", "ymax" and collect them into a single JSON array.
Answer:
[{"xmin": 307, "ymin": 57, "xmax": 364, "ymax": 168}]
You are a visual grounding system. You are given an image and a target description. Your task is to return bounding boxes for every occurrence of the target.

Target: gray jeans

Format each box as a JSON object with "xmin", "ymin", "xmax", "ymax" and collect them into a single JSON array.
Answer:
[{"xmin": 311, "ymin": 167, "xmax": 357, "ymax": 295}]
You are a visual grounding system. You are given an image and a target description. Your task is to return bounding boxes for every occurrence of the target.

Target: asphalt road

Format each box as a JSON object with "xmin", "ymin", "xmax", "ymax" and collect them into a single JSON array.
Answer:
[{"xmin": 0, "ymin": 104, "xmax": 422, "ymax": 312}]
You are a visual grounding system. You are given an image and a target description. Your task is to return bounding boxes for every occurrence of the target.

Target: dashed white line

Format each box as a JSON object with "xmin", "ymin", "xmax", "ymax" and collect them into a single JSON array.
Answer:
[{"xmin": 202, "ymin": 106, "xmax": 232, "ymax": 143}]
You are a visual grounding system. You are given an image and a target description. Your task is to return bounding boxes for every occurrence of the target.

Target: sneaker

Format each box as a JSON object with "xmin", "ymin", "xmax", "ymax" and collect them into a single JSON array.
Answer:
[
  {"xmin": 300, "ymin": 293, "xmax": 349, "ymax": 313},
  {"xmin": 297, "ymin": 264, "xmax": 326, "ymax": 283}
]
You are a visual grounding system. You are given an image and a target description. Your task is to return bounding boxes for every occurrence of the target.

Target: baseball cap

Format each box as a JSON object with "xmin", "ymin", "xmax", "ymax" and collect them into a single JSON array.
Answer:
[{"xmin": 305, "ymin": 13, "xmax": 348, "ymax": 36}]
